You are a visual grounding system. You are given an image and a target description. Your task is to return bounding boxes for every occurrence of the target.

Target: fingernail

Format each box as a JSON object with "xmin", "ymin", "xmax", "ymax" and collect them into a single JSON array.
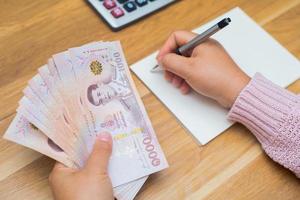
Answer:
[
  {"xmin": 156, "ymin": 55, "xmax": 162, "ymax": 61},
  {"xmin": 97, "ymin": 132, "xmax": 111, "ymax": 142},
  {"xmin": 157, "ymin": 56, "xmax": 163, "ymax": 64},
  {"xmin": 172, "ymin": 80, "xmax": 180, "ymax": 88},
  {"xmin": 181, "ymin": 89, "xmax": 187, "ymax": 95}
]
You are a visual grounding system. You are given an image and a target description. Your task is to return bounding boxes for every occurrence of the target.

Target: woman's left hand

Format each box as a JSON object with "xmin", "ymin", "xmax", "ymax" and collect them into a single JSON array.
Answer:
[{"xmin": 49, "ymin": 132, "xmax": 114, "ymax": 200}]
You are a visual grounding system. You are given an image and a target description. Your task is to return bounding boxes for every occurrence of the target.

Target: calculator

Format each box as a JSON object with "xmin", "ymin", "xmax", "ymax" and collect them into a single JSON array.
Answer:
[{"xmin": 87, "ymin": 0, "xmax": 176, "ymax": 31}]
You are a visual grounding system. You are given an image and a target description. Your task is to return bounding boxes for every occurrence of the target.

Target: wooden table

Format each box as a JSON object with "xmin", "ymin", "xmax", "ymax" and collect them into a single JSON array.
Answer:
[{"xmin": 1, "ymin": 0, "xmax": 300, "ymax": 199}]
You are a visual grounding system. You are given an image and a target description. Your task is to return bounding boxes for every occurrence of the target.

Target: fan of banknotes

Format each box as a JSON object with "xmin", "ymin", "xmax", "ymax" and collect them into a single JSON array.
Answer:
[{"xmin": 4, "ymin": 41, "xmax": 168, "ymax": 200}]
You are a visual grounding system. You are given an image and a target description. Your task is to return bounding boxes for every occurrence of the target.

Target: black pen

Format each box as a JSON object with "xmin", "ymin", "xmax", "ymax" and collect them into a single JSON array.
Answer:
[{"xmin": 151, "ymin": 17, "xmax": 231, "ymax": 72}]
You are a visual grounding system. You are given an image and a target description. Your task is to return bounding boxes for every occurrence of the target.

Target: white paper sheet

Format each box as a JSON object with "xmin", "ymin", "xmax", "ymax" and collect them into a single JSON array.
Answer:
[{"xmin": 130, "ymin": 7, "xmax": 300, "ymax": 145}]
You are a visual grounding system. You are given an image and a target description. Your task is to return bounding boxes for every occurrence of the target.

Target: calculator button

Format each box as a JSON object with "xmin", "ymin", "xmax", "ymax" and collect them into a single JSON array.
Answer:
[
  {"xmin": 103, "ymin": 0, "xmax": 116, "ymax": 9},
  {"xmin": 111, "ymin": 7, "xmax": 125, "ymax": 18},
  {"xmin": 117, "ymin": 0, "xmax": 128, "ymax": 3},
  {"xmin": 123, "ymin": 2, "xmax": 137, "ymax": 12},
  {"xmin": 135, "ymin": 0, "xmax": 148, "ymax": 7}
]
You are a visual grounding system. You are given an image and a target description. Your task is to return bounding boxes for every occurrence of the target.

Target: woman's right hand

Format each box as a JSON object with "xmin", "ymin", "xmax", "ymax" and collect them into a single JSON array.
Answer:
[{"xmin": 157, "ymin": 30, "xmax": 250, "ymax": 108}]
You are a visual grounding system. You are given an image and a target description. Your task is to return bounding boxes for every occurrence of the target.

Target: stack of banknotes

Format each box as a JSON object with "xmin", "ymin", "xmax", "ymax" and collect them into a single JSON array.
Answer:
[{"xmin": 4, "ymin": 41, "xmax": 168, "ymax": 200}]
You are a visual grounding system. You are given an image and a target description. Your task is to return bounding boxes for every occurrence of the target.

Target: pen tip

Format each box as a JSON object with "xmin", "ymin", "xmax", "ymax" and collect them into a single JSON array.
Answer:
[{"xmin": 151, "ymin": 65, "xmax": 159, "ymax": 72}]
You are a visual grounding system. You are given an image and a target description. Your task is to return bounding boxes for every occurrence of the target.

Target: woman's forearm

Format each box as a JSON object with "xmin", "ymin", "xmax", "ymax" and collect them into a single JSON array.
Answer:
[{"xmin": 228, "ymin": 73, "xmax": 300, "ymax": 177}]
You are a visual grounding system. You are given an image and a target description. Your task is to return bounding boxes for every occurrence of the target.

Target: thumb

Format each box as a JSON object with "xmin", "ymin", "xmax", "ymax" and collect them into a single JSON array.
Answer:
[
  {"xmin": 85, "ymin": 132, "xmax": 113, "ymax": 175},
  {"xmin": 160, "ymin": 53, "xmax": 192, "ymax": 79}
]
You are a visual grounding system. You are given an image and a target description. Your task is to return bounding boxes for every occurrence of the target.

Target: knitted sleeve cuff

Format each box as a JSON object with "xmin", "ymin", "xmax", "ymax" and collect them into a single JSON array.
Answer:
[{"xmin": 228, "ymin": 73, "xmax": 300, "ymax": 176}]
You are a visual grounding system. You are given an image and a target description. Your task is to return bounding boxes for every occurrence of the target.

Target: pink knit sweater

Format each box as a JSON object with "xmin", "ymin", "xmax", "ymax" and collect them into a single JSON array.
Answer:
[{"xmin": 228, "ymin": 73, "xmax": 300, "ymax": 177}]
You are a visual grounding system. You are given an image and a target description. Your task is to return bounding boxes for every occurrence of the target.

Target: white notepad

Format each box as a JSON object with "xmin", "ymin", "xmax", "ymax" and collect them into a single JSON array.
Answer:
[{"xmin": 130, "ymin": 7, "xmax": 300, "ymax": 145}]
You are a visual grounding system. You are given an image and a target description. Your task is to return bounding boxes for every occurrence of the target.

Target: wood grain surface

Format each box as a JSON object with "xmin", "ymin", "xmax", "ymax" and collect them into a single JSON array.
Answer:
[{"xmin": 1, "ymin": 0, "xmax": 300, "ymax": 199}]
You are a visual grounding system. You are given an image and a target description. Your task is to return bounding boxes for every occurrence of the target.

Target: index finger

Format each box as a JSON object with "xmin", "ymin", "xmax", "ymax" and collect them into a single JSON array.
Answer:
[{"xmin": 157, "ymin": 31, "xmax": 197, "ymax": 62}]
